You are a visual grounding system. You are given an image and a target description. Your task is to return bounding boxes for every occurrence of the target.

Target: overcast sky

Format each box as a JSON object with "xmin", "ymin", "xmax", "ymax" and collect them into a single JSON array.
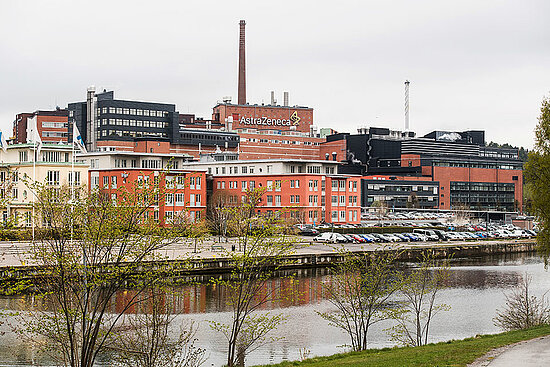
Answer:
[{"xmin": 1, "ymin": 0, "xmax": 548, "ymax": 149}]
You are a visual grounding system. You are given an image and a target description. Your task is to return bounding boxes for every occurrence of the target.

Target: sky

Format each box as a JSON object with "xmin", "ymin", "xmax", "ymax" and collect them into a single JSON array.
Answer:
[{"xmin": 1, "ymin": 0, "xmax": 549, "ymax": 149}]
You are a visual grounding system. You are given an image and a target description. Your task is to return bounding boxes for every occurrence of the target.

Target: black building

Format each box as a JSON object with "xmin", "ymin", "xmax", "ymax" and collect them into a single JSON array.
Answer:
[{"xmin": 68, "ymin": 89, "xmax": 239, "ymax": 152}]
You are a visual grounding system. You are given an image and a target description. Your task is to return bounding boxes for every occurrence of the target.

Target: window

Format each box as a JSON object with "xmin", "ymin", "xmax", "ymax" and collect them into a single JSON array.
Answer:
[
  {"xmin": 175, "ymin": 193, "xmax": 185, "ymax": 206},
  {"xmin": 332, "ymin": 195, "xmax": 337, "ymax": 204},
  {"xmin": 295, "ymin": 195, "xmax": 300, "ymax": 203},
  {"xmin": 275, "ymin": 180, "xmax": 281, "ymax": 191},
  {"xmin": 189, "ymin": 194, "xmax": 195, "ymax": 207},
  {"xmin": 42, "ymin": 151, "xmax": 61, "ymax": 162},
  {"xmin": 332, "ymin": 211, "xmax": 337, "ymax": 220},
  {"xmin": 161, "ymin": 194, "xmax": 172, "ymax": 206},
  {"xmin": 46, "ymin": 171, "xmax": 60, "ymax": 186},
  {"xmin": 241, "ymin": 181, "xmax": 247, "ymax": 191},
  {"xmin": 275, "ymin": 195, "xmax": 281, "ymax": 206},
  {"xmin": 242, "ymin": 166, "xmax": 248, "ymax": 174},
  {"xmin": 12, "ymin": 187, "xmax": 18, "ymax": 200},
  {"xmin": 267, "ymin": 195, "xmax": 273, "ymax": 206},
  {"xmin": 267, "ymin": 180, "xmax": 273, "ymax": 191},
  {"xmin": 249, "ymin": 181, "xmax": 255, "ymax": 190},
  {"xmin": 339, "ymin": 180, "xmax": 345, "ymax": 191},
  {"xmin": 340, "ymin": 211, "xmax": 345, "ymax": 220},
  {"xmin": 340, "ymin": 195, "xmax": 345, "ymax": 205},
  {"xmin": 103, "ymin": 175, "xmax": 109, "ymax": 188},
  {"xmin": 19, "ymin": 151, "xmax": 28, "ymax": 162},
  {"xmin": 68, "ymin": 171, "xmax": 81, "ymax": 185},
  {"xmin": 111, "ymin": 175, "xmax": 117, "ymax": 189},
  {"xmin": 196, "ymin": 176, "xmax": 202, "ymax": 189},
  {"xmin": 196, "ymin": 194, "xmax": 201, "ymax": 206}
]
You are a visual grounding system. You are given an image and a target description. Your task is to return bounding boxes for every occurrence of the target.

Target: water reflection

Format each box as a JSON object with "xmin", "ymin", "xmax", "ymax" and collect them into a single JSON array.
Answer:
[{"xmin": 0, "ymin": 252, "xmax": 549, "ymax": 366}]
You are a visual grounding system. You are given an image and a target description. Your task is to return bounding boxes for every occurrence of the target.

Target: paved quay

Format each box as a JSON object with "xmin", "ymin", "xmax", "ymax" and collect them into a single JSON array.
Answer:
[
  {"xmin": 469, "ymin": 335, "xmax": 550, "ymax": 367},
  {"xmin": 0, "ymin": 237, "xmax": 537, "ymax": 269}
]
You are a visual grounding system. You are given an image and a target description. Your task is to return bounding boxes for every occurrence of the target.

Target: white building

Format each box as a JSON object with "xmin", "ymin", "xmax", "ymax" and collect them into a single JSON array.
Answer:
[{"xmin": 0, "ymin": 143, "xmax": 88, "ymax": 226}]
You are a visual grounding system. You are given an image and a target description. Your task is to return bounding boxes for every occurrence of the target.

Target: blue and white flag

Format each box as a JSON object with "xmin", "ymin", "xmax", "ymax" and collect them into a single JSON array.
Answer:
[
  {"xmin": 0, "ymin": 131, "xmax": 7, "ymax": 153},
  {"xmin": 72, "ymin": 122, "xmax": 87, "ymax": 154}
]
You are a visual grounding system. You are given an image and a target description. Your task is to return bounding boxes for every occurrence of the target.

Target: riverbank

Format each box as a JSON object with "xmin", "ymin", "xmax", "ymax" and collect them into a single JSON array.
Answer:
[
  {"xmin": 0, "ymin": 239, "xmax": 538, "ymax": 280},
  {"xmin": 254, "ymin": 325, "xmax": 550, "ymax": 367}
]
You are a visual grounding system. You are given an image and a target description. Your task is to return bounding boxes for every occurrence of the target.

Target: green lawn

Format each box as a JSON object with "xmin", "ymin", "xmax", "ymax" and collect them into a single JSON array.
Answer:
[{"xmin": 255, "ymin": 325, "xmax": 550, "ymax": 367}]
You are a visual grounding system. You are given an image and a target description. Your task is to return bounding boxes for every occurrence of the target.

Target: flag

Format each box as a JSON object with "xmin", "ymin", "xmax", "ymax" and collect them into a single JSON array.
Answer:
[
  {"xmin": 72, "ymin": 122, "xmax": 87, "ymax": 154},
  {"xmin": 27, "ymin": 116, "xmax": 42, "ymax": 156},
  {"xmin": 0, "ymin": 131, "xmax": 7, "ymax": 153}
]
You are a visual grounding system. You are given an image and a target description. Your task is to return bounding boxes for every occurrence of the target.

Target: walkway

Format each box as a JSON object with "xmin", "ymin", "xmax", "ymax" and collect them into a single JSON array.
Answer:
[{"xmin": 469, "ymin": 335, "xmax": 550, "ymax": 367}]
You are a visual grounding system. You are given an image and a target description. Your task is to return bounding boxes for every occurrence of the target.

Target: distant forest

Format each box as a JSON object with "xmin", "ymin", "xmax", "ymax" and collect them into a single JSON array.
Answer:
[{"xmin": 486, "ymin": 142, "xmax": 529, "ymax": 162}]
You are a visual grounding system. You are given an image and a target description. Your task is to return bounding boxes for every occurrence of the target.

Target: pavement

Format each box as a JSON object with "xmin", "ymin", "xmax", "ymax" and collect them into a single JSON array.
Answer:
[
  {"xmin": 468, "ymin": 335, "xmax": 550, "ymax": 367},
  {"xmin": 0, "ymin": 237, "xmax": 535, "ymax": 268}
]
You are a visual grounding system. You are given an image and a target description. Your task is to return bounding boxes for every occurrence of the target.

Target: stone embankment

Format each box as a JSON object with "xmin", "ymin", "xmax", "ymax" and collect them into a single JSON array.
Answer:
[{"xmin": 0, "ymin": 239, "xmax": 537, "ymax": 281}]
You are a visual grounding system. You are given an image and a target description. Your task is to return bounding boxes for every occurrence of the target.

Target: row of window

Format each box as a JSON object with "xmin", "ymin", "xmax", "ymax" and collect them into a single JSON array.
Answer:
[
  {"xmin": 366, "ymin": 184, "xmax": 437, "ymax": 194},
  {"xmin": 99, "ymin": 118, "xmax": 169, "ymax": 129},
  {"xmin": 42, "ymin": 121, "xmax": 67, "ymax": 128},
  {"xmin": 99, "ymin": 130, "xmax": 168, "ymax": 138},
  {"xmin": 98, "ymin": 107, "xmax": 170, "ymax": 118},
  {"xmin": 46, "ymin": 170, "xmax": 81, "ymax": 186},
  {"xmin": 42, "ymin": 131, "xmax": 68, "ymax": 138},
  {"xmin": 243, "ymin": 137, "xmax": 319, "ymax": 146},
  {"xmin": 433, "ymin": 161, "xmax": 522, "ymax": 170},
  {"xmin": 237, "ymin": 128, "xmax": 312, "ymax": 138},
  {"xmin": 450, "ymin": 182, "xmax": 515, "ymax": 192},
  {"xmin": 331, "ymin": 210, "xmax": 359, "ymax": 222}
]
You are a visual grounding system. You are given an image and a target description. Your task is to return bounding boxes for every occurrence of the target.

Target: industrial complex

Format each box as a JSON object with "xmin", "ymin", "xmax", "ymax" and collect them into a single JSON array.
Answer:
[{"xmin": 3, "ymin": 20, "xmax": 525, "ymax": 226}]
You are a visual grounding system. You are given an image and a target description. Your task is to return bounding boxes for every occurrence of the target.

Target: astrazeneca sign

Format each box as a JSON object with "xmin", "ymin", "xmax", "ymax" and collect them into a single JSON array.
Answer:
[{"xmin": 239, "ymin": 111, "xmax": 301, "ymax": 127}]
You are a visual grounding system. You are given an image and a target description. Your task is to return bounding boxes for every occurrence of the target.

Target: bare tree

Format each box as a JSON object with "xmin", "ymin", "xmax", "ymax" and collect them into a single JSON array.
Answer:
[
  {"xmin": 387, "ymin": 252, "xmax": 451, "ymax": 347},
  {"xmin": 317, "ymin": 248, "xmax": 402, "ymax": 351},
  {"xmin": 108, "ymin": 286, "xmax": 206, "ymax": 367},
  {"xmin": 209, "ymin": 188, "xmax": 298, "ymax": 367},
  {"xmin": 494, "ymin": 274, "xmax": 550, "ymax": 331}
]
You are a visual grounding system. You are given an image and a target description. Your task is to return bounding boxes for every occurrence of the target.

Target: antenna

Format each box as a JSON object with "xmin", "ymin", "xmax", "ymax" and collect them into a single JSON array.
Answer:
[{"xmin": 404, "ymin": 80, "xmax": 410, "ymax": 131}]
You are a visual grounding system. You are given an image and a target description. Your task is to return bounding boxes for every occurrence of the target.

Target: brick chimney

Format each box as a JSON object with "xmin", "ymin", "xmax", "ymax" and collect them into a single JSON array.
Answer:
[{"xmin": 238, "ymin": 20, "xmax": 246, "ymax": 105}]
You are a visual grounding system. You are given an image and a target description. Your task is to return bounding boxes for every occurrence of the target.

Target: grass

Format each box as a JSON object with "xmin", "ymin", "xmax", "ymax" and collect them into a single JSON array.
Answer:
[{"xmin": 254, "ymin": 325, "xmax": 550, "ymax": 367}]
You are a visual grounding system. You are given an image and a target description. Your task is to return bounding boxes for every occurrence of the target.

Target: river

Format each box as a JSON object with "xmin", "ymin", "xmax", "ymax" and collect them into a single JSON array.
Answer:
[{"xmin": 0, "ymin": 252, "xmax": 548, "ymax": 366}]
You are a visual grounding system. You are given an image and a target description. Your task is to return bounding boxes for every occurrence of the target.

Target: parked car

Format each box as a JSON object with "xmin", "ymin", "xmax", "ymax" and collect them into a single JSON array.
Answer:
[
  {"xmin": 413, "ymin": 229, "xmax": 439, "ymax": 241},
  {"xmin": 313, "ymin": 232, "xmax": 347, "ymax": 243},
  {"xmin": 299, "ymin": 227, "xmax": 319, "ymax": 236}
]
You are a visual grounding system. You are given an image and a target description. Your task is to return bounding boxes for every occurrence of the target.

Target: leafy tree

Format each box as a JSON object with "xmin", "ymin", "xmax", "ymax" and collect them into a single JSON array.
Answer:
[
  {"xmin": 8, "ymin": 174, "xmax": 186, "ymax": 367},
  {"xmin": 209, "ymin": 188, "xmax": 298, "ymax": 367},
  {"xmin": 493, "ymin": 274, "xmax": 550, "ymax": 331},
  {"xmin": 387, "ymin": 252, "xmax": 451, "ymax": 347},
  {"xmin": 525, "ymin": 96, "xmax": 550, "ymax": 261},
  {"xmin": 317, "ymin": 248, "xmax": 402, "ymax": 351}
]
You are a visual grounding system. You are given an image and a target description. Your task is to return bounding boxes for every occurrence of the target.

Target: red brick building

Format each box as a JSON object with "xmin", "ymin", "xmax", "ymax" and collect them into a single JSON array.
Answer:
[
  {"xmin": 13, "ymin": 109, "xmax": 69, "ymax": 144},
  {"xmin": 211, "ymin": 103, "xmax": 324, "ymax": 160},
  {"xmin": 185, "ymin": 159, "xmax": 361, "ymax": 225},
  {"xmin": 90, "ymin": 168, "xmax": 206, "ymax": 225}
]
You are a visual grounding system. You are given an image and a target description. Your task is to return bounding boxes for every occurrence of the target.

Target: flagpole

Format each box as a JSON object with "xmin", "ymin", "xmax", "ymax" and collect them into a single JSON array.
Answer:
[
  {"xmin": 71, "ymin": 130, "xmax": 75, "ymax": 243},
  {"xmin": 32, "ymin": 141, "xmax": 36, "ymax": 242}
]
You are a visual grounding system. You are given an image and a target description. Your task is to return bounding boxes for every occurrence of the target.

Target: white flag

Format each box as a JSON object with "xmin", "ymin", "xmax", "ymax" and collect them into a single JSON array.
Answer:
[
  {"xmin": 72, "ymin": 122, "xmax": 87, "ymax": 154},
  {"xmin": 27, "ymin": 116, "xmax": 42, "ymax": 156},
  {"xmin": 0, "ymin": 131, "xmax": 7, "ymax": 153}
]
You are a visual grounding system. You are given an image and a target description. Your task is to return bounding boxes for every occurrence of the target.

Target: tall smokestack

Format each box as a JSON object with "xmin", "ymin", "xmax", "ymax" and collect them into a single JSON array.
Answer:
[
  {"xmin": 404, "ymin": 80, "xmax": 410, "ymax": 131},
  {"xmin": 238, "ymin": 20, "xmax": 246, "ymax": 105},
  {"xmin": 283, "ymin": 91, "xmax": 289, "ymax": 107}
]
